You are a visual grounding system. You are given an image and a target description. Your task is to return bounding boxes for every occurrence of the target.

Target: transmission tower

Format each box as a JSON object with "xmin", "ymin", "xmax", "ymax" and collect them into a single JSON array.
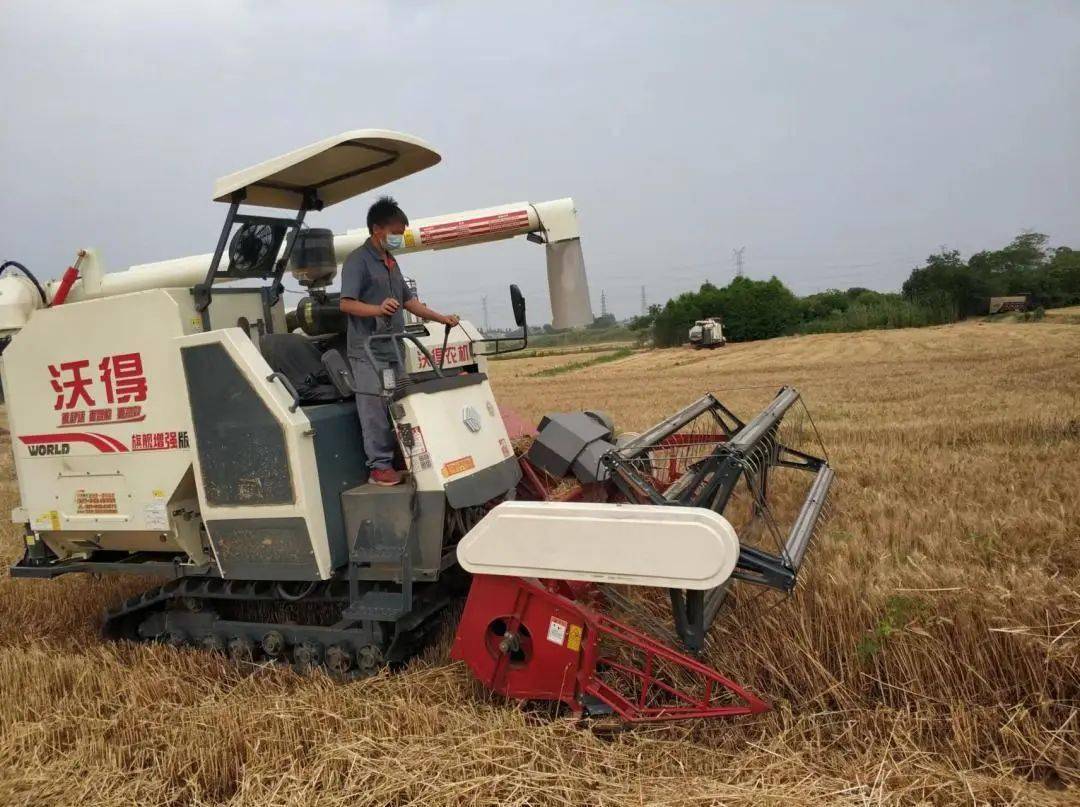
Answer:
[
  {"xmin": 640, "ymin": 285, "xmax": 647, "ymax": 315},
  {"xmin": 600, "ymin": 289, "xmax": 608, "ymax": 317},
  {"xmin": 481, "ymin": 295, "xmax": 489, "ymax": 333},
  {"xmin": 733, "ymin": 246, "xmax": 745, "ymax": 278}
]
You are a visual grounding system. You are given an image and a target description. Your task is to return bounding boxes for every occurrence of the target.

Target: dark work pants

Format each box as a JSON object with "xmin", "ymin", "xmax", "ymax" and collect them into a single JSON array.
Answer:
[{"xmin": 350, "ymin": 357, "xmax": 399, "ymax": 470}]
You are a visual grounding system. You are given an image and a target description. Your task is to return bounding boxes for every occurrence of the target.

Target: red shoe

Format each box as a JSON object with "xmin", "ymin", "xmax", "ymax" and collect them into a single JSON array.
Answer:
[{"xmin": 369, "ymin": 468, "xmax": 403, "ymax": 487}]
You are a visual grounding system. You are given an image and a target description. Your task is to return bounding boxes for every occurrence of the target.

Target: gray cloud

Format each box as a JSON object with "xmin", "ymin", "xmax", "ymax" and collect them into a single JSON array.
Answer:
[{"xmin": 2, "ymin": 1, "xmax": 1078, "ymax": 326}]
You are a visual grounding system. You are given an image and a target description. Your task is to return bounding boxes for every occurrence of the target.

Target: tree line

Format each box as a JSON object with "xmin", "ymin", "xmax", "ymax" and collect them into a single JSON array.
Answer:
[{"xmin": 636, "ymin": 232, "xmax": 1080, "ymax": 347}]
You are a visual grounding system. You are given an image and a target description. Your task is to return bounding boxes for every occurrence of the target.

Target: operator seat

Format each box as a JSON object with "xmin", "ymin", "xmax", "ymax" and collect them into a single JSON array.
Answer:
[{"xmin": 259, "ymin": 333, "xmax": 347, "ymax": 404}]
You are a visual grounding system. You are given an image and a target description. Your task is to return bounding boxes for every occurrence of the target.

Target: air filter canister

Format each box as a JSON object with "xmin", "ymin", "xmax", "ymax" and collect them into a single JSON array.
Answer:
[{"xmin": 289, "ymin": 228, "xmax": 337, "ymax": 287}]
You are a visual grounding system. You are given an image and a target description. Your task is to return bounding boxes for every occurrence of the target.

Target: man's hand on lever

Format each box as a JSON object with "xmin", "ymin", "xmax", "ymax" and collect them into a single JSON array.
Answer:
[{"xmin": 404, "ymin": 298, "xmax": 458, "ymax": 328}]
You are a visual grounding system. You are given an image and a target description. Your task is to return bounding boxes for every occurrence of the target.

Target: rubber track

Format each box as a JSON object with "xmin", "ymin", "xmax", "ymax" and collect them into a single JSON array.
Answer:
[{"xmin": 102, "ymin": 578, "xmax": 449, "ymax": 676}]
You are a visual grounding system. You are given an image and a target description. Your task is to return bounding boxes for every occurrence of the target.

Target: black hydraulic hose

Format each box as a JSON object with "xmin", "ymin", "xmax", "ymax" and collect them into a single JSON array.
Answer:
[{"xmin": 0, "ymin": 260, "xmax": 48, "ymax": 305}]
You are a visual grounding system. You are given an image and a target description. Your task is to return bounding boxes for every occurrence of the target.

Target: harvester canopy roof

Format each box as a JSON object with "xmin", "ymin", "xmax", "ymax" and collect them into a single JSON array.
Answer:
[{"xmin": 213, "ymin": 129, "xmax": 441, "ymax": 210}]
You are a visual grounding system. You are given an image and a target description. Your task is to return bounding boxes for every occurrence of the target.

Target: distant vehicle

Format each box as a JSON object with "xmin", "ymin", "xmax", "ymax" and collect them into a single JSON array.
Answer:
[
  {"xmin": 689, "ymin": 317, "xmax": 726, "ymax": 348},
  {"xmin": 988, "ymin": 295, "xmax": 1029, "ymax": 314}
]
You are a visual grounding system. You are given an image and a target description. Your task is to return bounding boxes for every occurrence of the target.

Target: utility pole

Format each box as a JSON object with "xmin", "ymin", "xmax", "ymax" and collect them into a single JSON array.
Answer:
[
  {"xmin": 481, "ymin": 295, "xmax": 489, "ymax": 333},
  {"xmin": 733, "ymin": 246, "xmax": 745, "ymax": 278},
  {"xmin": 600, "ymin": 289, "xmax": 608, "ymax": 317},
  {"xmin": 640, "ymin": 285, "xmax": 647, "ymax": 315}
]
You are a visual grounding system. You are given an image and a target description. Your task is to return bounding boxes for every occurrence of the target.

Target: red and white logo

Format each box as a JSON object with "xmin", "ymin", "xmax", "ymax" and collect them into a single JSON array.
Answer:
[{"xmin": 48, "ymin": 352, "xmax": 147, "ymax": 428}]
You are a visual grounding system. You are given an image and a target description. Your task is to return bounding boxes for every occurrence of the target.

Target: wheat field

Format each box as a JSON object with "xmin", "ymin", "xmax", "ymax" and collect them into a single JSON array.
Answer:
[{"xmin": 1, "ymin": 313, "xmax": 1077, "ymax": 806}]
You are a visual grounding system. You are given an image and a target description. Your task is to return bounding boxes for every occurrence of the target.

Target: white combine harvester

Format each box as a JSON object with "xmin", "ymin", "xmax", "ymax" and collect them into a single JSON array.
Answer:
[
  {"xmin": 689, "ymin": 317, "xmax": 727, "ymax": 348},
  {"xmin": 0, "ymin": 130, "xmax": 833, "ymax": 722}
]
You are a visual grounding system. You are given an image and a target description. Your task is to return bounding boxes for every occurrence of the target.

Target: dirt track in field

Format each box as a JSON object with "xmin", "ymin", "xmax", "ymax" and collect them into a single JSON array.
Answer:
[{"xmin": 1, "ymin": 312, "xmax": 1077, "ymax": 805}]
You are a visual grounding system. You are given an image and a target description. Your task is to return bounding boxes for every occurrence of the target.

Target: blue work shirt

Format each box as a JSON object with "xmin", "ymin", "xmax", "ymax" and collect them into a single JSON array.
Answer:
[{"xmin": 340, "ymin": 238, "xmax": 414, "ymax": 363}]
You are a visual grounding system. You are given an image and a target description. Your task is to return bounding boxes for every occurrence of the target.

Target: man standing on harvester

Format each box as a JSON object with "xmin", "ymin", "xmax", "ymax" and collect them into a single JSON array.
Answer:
[{"xmin": 340, "ymin": 196, "xmax": 459, "ymax": 486}]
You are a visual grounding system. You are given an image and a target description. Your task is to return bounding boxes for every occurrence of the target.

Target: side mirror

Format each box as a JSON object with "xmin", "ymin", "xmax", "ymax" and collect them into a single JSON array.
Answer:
[
  {"xmin": 510, "ymin": 284, "xmax": 527, "ymax": 328},
  {"xmin": 471, "ymin": 285, "xmax": 528, "ymax": 356}
]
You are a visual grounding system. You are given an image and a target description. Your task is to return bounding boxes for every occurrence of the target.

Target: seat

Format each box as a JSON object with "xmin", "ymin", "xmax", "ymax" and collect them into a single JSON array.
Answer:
[{"xmin": 259, "ymin": 333, "xmax": 345, "ymax": 404}]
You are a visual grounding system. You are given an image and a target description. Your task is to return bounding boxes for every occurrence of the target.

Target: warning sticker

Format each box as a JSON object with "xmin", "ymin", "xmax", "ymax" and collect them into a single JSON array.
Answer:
[
  {"xmin": 400, "ymin": 425, "xmax": 433, "ymax": 474},
  {"xmin": 143, "ymin": 501, "xmax": 169, "ymax": 530},
  {"xmin": 499, "ymin": 438, "xmax": 512, "ymax": 458},
  {"xmin": 32, "ymin": 511, "xmax": 60, "ymax": 532},
  {"xmin": 567, "ymin": 624, "xmax": 583, "ymax": 652},
  {"xmin": 419, "ymin": 209, "xmax": 530, "ymax": 247},
  {"xmin": 75, "ymin": 490, "xmax": 119, "ymax": 515},
  {"xmin": 547, "ymin": 617, "xmax": 568, "ymax": 646},
  {"xmin": 441, "ymin": 455, "xmax": 476, "ymax": 478},
  {"xmin": 408, "ymin": 426, "xmax": 427, "ymax": 455}
]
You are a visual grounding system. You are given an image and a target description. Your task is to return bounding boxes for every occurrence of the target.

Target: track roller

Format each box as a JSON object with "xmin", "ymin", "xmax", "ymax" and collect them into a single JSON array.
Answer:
[
  {"xmin": 325, "ymin": 644, "xmax": 353, "ymax": 675},
  {"xmin": 261, "ymin": 630, "xmax": 286, "ymax": 658},
  {"xmin": 357, "ymin": 644, "xmax": 384, "ymax": 674},
  {"xmin": 228, "ymin": 636, "xmax": 256, "ymax": 663},
  {"xmin": 293, "ymin": 641, "xmax": 323, "ymax": 671}
]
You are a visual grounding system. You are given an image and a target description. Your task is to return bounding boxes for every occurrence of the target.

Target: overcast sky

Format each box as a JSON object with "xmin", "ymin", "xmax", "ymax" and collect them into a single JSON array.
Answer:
[{"xmin": 2, "ymin": 2, "xmax": 1078, "ymax": 326}]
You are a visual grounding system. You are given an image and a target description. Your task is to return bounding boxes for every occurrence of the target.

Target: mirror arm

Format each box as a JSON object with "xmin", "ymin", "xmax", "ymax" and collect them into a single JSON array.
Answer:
[{"xmin": 471, "ymin": 325, "xmax": 528, "ymax": 357}]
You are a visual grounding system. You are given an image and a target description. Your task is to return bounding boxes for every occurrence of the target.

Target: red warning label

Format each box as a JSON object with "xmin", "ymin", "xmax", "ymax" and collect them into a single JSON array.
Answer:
[
  {"xmin": 419, "ymin": 209, "xmax": 531, "ymax": 246},
  {"xmin": 546, "ymin": 617, "xmax": 568, "ymax": 646}
]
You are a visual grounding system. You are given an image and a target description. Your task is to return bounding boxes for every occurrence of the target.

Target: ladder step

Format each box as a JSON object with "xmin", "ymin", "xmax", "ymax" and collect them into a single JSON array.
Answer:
[
  {"xmin": 341, "ymin": 591, "xmax": 410, "ymax": 622},
  {"xmin": 352, "ymin": 544, "xmax": 404, "ymax": 565}
]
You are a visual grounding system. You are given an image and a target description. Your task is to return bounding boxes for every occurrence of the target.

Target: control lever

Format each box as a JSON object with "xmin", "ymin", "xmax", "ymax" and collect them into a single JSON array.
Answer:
[{"xmin": 437, "ymin": 322, "xmax": 453, "ymax": 373}]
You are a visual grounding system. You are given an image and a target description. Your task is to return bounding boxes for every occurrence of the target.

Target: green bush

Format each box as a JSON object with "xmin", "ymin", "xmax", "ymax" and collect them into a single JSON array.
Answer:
[
  {"xmin": 796, "ymin": 294, "xmax": 953, "ymax": 334},
  {"xmin": 652, "ymin": 276, "xmax": 801, "ymax": 347},
  {"xmin": 643, "ymin": 230, "xmax": 1079, "ymax": 347}
]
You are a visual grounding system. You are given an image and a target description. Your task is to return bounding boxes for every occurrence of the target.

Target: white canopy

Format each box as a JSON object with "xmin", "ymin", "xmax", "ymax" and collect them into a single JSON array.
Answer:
[{"xmin": 212, "ymin": 129, "xmax": 441, "ymax": 210}]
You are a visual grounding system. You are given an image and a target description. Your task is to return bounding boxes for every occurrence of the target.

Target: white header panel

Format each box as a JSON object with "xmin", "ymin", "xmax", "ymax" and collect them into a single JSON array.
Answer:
[{"xmin": 457, "ymin": 501, "xmax": 740, "ymax": 590}]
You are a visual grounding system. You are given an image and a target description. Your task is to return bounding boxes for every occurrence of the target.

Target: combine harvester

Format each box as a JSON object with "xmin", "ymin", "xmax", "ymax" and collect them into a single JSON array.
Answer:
[
  {"xmin": 0, "ymin": 130, "xmax": 833, "ymax": 722},
  {"xmin": 689, "ymin": 317, "xmax": 726, "ymax": 348}
]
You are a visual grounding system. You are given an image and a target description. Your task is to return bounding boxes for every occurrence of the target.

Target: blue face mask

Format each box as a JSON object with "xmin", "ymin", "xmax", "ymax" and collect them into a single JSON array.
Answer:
[{"xmin": 384, "ymin": 233, "xmax": 405, "ymax": 251}]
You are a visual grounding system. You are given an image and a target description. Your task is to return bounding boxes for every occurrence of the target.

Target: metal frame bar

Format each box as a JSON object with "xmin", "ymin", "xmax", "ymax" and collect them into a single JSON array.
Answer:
[{"xmin": 10, "ymin": 550, "xmax": 209, "ymax": 580}]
